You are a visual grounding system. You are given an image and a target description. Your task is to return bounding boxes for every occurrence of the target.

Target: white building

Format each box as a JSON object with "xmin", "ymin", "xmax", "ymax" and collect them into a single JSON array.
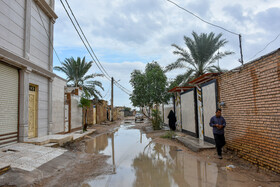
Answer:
[{"xmin": 0, "ymin": 0, "xmax": 58, "ymax": 146}]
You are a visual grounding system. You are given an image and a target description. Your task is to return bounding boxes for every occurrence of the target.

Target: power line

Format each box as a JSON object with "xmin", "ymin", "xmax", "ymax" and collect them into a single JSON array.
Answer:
[
  {"xmin": 166, "ymin": 0, "xmax": 244, "ymax": 64},
  {"xmin": 248, "ymin": 33, "xmax": 280, "ymax": 61},
  {"xmin": 60, "ymin": 0, "xmax": 131, "ymax": 95},
  {"xmin": 64, "ymin": 0, "xmax": 131, "ymax": 95},
  {"xmin": 166, "ymin": 0, "xmax": 239, "ymax": 36},
  {"xmin": 36, "ymin": 4, "xmax": 114, "ymax": 99},
  {"xmin": 102, "ymin": 89, "xmax": 110, "ymax": 98},
  {"xmin": 64, "ymin": 0, "xmax": 111, "ymax": 80}
]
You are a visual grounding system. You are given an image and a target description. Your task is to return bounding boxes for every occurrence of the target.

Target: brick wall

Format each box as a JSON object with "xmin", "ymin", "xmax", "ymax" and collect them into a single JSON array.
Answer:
[{"xmin": 217, "ymin": 49, "xmax": 280, "ymax": 173}]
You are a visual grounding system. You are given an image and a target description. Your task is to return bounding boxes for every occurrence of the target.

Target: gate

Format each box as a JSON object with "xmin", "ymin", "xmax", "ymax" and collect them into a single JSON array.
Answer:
[
  {"xmin": 181, "ymin": 88, "xmax": 197, "ymax": 137},
  {"xmin": 201, "ymin": 80, "xmax": 218, "ymax": 143}
]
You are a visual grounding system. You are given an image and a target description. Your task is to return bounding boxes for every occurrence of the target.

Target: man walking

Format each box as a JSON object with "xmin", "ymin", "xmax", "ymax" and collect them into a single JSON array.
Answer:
[{"xmin": 209, "ymin": 109, "xmax": 226, "ymax": 159}]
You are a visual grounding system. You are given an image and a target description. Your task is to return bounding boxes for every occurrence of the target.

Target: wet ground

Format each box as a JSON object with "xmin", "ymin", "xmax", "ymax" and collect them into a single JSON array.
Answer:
[
  {"xmin": 1, "ymin": 118, "xmax": 280, "ymax": 187},
  {"xmin": 80, "ymin": 122, "xmax": 280, "ymax": 187}
]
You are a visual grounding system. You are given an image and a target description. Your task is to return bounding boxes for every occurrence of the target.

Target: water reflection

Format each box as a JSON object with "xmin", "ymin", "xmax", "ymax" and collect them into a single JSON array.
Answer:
[
  {"xmin": 85, "ymin": 133, "xmax": 109, "ymax": 154},
  {"xmin": 83, "ymin": 124, "xmax": 250, "ymax": 187}
]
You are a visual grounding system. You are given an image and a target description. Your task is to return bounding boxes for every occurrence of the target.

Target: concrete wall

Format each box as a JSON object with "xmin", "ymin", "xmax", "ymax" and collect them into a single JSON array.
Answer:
[
  {"xmin": 71, "ymin": 94, "xmax": 82, "ymax": 129},
  {"xmin": 0, "ymin": 0, "xmax": 57, "ymax": 142},
  {"xmin": 86, "ymin": 103, "xmax": 96, "ymax": 125},
  {"xmin": 51, "ymin": 76, "xmax": 66, "ymax": 133},
  {"xmin": 96, "ymin": 100, "xmax": 108, "ymax": 124},
  {"xmin": 0, "ymin": 0, "xmax": 25, "ymax": 57},
  {"xmin": 30, "ymin": 0, "xmax": 50, "ymax": 70},
  {"xmin": 159, "ymin": 104, "xmax": 173, "ymax": 125},
  {"xmin": 217, "ymin": 49, "xmax": 280, "ymax": 173},
  {"xmin": 29, "ymin": 72, "xmax": 49, "ymax": 137}
]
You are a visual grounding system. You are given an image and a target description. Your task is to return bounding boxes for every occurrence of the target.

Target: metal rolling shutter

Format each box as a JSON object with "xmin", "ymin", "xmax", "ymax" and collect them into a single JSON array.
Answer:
[{"xmin": 0, "ymin": 62, "xmax": 18, "ymax": 147}]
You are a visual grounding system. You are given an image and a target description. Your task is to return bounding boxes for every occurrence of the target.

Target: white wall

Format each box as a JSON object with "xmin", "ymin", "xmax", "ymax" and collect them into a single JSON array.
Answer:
[
  {"xmin": 181, "ymin": 90, "xmax": 196, "ymax": 134},
  {"xmin": 161, "ymin": 104, "xmax": 173, "ymax": 125},
  {"xmin": 0, "ymin": 0, "xmax": 25, "ymax": 57},
  {"xmin": 202, "ymin": 83, "xmax": 216, "ymax": 139},
  {"xmin": 29, "ymin": 72, "xmax": 49, "ymax": 137},
  {"xmin": 71, "ymin": 95, "xmax": 82, "ymax": 129},
  {"xmin": 51, "ymin": 76, "xmax": 66, "ymax": 134}
]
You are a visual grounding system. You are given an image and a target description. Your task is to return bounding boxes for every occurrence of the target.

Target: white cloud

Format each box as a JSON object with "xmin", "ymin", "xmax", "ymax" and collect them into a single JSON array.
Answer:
[{"xmin": 53, "ymin": 0, "xmax": 280, "ymax": 107}]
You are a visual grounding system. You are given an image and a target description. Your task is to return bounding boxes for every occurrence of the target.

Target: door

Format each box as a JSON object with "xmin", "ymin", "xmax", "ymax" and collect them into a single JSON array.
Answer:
[
  {"xmin": 93, "ymin": 107, "xmax": 96, "ymax": 125},
  {"xmin": 196, "ymin": 86, "xmax": 204, "ymax": 140},
  {"xmin": 201, "ymin": 80, "xmax": 217, "ymax": 143},
  {"xmin": 28, "ymin": 85, "xmax": 38, "ymax": 138},
  {"xmin": 64, "ymin": 93, "xmax": 71, "ymax": 133},
  {"xmin": 0, "ymin": 62, "xmax": 18, "ymax": 146},
  {"xmin": 64, "ymin": 104, "xmax": 69, "ymax": 132},
  {"xmin": 181, "ymin": 89, "xmax": 197, "ymax": 137}
]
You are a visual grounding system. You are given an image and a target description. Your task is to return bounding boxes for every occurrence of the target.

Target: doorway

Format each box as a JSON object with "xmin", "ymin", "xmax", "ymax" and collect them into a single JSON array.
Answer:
[{"xmin": 28, "ymin": 84, "xmax": 38, "ymax": 138}]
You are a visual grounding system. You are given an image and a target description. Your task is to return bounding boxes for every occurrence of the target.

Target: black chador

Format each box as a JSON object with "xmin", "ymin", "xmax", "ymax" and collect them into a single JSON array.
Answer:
[{"xmin": 167, "ymin": 110, "xmax": 176, "ymax": 131}]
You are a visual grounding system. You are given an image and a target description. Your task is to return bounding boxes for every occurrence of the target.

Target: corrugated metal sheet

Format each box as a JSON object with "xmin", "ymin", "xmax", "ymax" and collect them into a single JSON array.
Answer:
[{"xmin": 0, "ymin": 62, "xmax": 18, "ymax": 146}]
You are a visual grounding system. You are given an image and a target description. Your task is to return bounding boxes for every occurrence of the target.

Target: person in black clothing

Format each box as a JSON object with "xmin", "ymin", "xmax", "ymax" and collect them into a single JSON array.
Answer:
[
  {"xmin": 209, "ymin": 108, "xmax": 226, "ymax": 159},
  {"xmin": 167, "ymin": 110, "xmax": 176, "ymax": 131}
]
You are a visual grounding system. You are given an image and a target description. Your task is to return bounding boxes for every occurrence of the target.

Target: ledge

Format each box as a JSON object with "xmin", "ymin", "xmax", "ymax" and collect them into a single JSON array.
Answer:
[
  {"xmin": 0, "ymin": 47, "xmax": 56, "ymax": 79},
  {"xmin": 34, "ymin": 0, "xmax": 58, "ymax": 22}
]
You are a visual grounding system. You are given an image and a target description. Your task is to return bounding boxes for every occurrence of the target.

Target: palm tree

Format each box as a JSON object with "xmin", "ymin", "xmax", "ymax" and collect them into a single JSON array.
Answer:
[
  {"xmin": 165, "ymin": 31, "xmax": 233, "ymax": 86},
  {"xmin": 54, "ymin": 56, "xmax": 104, "ymax": 98}
]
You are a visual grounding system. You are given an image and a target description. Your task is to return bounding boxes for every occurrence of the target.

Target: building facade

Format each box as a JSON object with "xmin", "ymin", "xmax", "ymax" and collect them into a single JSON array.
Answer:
[{"xmin": 0, "ymin": 0, "xmax": 57, "ymax": 146}]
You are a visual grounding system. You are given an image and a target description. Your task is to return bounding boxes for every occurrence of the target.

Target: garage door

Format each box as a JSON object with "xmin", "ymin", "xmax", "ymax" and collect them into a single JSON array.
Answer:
[
  {"xmin": 0, "ymin": 62, "xmax": 18, "ymax": 146},
  {"xmin": 181, "ymin": 89, "xmax": 197, "ymax": 137}
]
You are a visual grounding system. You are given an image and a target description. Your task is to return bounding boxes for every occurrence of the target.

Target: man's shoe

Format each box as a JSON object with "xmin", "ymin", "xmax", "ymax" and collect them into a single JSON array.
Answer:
[{"xmin": 218, "ymin": 155, "xmax": 223, "ymax": 159}]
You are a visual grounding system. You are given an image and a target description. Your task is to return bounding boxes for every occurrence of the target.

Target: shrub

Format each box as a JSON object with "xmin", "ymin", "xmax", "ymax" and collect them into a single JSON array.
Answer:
[
  {"xmin": 152, "ymin": 109, "xmax": 162, "ymax": 130},
  {"xmin": 160, "ymin": 131, "xmax": 176, "ymax": 139}
]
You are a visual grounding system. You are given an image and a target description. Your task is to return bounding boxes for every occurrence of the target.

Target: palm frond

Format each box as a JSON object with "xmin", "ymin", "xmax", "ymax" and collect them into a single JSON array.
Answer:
[{"xmin": 165, "ymin": 60, "xmax": 186, "ymax": 72}]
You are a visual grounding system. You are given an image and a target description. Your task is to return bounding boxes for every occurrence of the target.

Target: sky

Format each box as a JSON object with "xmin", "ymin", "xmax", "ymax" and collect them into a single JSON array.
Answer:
[{"xmin": 53, "ymin": 0, "xmax": 280, "ymax": 108}]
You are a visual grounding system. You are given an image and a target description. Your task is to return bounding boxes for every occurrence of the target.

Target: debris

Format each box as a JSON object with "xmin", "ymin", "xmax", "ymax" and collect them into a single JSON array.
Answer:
[{"xmin": 226, "ymin": 165, "xmax": 235, "ymax": 170}]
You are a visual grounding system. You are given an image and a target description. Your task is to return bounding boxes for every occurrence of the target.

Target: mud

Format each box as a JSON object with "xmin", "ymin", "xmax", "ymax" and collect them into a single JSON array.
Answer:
[
  {"xmin": 1, "ymin": 117, "xmax": 280, "ymax": 187},
  {"xmin": 80, "ymin": 122, "xmax": 280, "ymax": 187}
]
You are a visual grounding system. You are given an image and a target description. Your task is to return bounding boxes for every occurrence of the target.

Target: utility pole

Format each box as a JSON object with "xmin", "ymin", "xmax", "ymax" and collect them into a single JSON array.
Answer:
[
  {"xmin": 239, "ymin": 34, "xmax": 244, "ymax": 65},
  {"xmin": 110, "ymin": 77, "xmax": 114, "ymax": 121}
]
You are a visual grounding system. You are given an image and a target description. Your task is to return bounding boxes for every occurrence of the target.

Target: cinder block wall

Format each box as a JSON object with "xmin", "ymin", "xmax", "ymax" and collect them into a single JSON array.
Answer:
[{"xmin": 217, "ymin": 49, "xmax": 280, "ymax": 173}]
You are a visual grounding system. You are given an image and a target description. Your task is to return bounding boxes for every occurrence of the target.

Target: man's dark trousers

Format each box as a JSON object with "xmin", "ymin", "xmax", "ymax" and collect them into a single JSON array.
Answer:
[{"xmin": 214, "ymin": 134, "xmax": 226, "ymax": 156}]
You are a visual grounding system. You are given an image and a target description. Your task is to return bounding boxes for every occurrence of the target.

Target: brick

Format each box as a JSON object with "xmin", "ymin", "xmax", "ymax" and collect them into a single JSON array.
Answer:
[{"xmin": 217, "ymin": 49, "xmax": 280, "ymax": 174}]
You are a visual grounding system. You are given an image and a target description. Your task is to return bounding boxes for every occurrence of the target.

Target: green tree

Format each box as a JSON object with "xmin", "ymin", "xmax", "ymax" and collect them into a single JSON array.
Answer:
[
  {"xmin": 166, "ymin": 31, "xmax": 233, "ymax": 86},
  {"xmin": 79, "ymin": 96, "xmax": 91, "ymax": 132},
  {"xmin": 54, "ymin": 56, "xmax": 104, "ymax": 98},
  {"xmin": 130, "ymin": 61, "xmax": 169, "ymax": 129}
]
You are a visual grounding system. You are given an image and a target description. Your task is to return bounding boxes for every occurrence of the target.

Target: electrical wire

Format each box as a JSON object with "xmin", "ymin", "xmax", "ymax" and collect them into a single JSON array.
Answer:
[
  {"xmin": 102, "ymin": 89, "xmax": 110, "ymax": 99},
  {"xmin": 64, "ymin": 0, "xmax": 111, "ymax": 80},
  {"xmin": 248, "ymin": 33, "xmax": 280, "ymax": 61},
  {"xmin": 36, "ymin": 2, "xmax": 114, "ymax": 98},
  {"xmin": 166, "ymin": 0, "xmax": 239, "ymax": 36},
  {"xmin": 60, "ymin": 0, "xmax": 131, "ymax": 95}
]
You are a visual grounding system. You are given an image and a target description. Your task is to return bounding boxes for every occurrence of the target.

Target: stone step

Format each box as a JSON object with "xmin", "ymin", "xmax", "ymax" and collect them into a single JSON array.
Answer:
[
  {"xmin": 176, "ymin": 136, "xmax": 215, "ymax": 152},
  {"xmin": 0, "ymin": 163, "xmax": 10, "ymax": 175},
  {"xmin": 43, "ymin": 143, "xmax": 59, "ymax": 148}
]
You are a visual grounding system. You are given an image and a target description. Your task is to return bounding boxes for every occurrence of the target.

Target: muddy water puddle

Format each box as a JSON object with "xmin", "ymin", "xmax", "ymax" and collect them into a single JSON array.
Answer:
[{"xmin": 81, "ymin": 124, "xmax": 278, "ymax": 187}]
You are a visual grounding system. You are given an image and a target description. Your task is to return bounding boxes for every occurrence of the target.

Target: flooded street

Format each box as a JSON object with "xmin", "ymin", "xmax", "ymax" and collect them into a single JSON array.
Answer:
[
  {"xmin": 1, "ymin": 119, "xmax": 279, "ymax": 187},
  {"xmin": 81, "ymin": 122, "xmax": 277, "ymax": 187}
]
